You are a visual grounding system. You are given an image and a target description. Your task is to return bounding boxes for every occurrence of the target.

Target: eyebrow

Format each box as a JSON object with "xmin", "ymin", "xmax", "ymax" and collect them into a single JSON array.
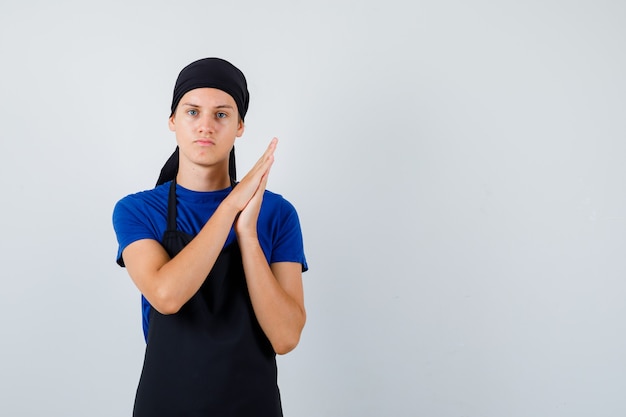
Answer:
[{"xmin": 180, "ymin": 102, "xmax": 235, "ymax": 110}]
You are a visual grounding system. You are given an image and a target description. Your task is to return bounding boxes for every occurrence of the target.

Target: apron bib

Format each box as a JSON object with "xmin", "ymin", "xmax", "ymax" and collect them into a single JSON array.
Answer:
[{"xmin": 133, "ymin": 180, "xmax": 282, "ymax": 417}]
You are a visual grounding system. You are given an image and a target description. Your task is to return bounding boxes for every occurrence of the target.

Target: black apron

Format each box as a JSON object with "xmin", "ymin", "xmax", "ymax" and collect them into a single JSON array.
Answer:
[{"xmin": 133, "ymin": 180, "xmax": 282, "ymax": 417}]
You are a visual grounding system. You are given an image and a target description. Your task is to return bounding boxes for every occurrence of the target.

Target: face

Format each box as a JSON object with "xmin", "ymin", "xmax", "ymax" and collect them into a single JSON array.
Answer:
[{"xmin": 169, "ymin": 87, "xmax": 244, "ymax": 173}]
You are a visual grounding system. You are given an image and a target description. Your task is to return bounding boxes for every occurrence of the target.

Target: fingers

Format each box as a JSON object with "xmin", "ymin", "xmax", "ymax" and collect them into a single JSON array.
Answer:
[
  {"xmin": 248, "ymin": 152, "xmax": 273, "ymax": 203},
  {"xmin": 264, "ymin": 137, "xmax": 278, "ymax": 155},
  {"xmin": 226, "ymin": 138, "xmax": 278, "ymax": 212},
  {"xmin": 266, "ymin": 137, "xmax": 278, "ymax": 153},
  {"xmin": 249, "ymin": 137, "xmax": 278, "ymax": 181},
  {"xmin": 256, "ymin": 163, "xmax": 271, "ymax": 195},
  {"xmin": 253, "ymin": 137, "xmax": 278, "ymax": 173},
  {"xmin": 235, "ymin": 149, "xmax": 272, "ymax": 237}
]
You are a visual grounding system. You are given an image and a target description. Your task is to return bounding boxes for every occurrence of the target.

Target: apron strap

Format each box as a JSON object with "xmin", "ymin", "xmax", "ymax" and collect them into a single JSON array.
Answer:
[
  {"xmin": 167, "ymin": 179, "xmax": 177, "ymax": 232},
  {"xmin": 168, "ymin": 177, "xmax": 237, "ymax": 233}
]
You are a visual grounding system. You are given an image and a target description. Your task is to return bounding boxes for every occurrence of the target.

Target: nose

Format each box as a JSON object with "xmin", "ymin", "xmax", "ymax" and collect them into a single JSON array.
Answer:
[{"xmin": 198, "ymin": 114, "xmax": 215, "ymax": 134}]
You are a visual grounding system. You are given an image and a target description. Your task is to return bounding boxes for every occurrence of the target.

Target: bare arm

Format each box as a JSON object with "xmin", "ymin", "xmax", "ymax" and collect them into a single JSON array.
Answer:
[
  {"xmin": 122, "ymin": 139, "xmax": 277, "ymax": 314},
  {"xmin": 235, "ymin": 168, "xmax": 306, "ymax": 354},
  {"xmin": 122, "ymin": 203, "xmax": 238, "ymax": 314}
]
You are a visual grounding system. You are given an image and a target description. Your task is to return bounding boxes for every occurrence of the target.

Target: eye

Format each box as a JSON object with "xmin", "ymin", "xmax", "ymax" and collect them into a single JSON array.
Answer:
[
  {"xmin": 187, "ymin": 109, "xmax": 198, "ymax": 116},
  {"xmin": 216, "ymin": 112, "xmax": 227, "ymax": 119}
]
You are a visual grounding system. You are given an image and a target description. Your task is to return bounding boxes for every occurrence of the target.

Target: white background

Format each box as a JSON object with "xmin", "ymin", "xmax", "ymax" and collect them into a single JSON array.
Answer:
[{"xmin": 1, "ymin": 1, "xmax": 625, "ymax": 416}]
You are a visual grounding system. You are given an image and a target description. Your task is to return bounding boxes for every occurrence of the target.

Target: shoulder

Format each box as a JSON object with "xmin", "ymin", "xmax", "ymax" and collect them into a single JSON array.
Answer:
[
  {"xmin": 258, "ymin": 189, "xmax": 304, "ymax": 235},
  {"xmin": 259, "ymin": 189, "xmax": 302, "ymax": 228},
  {"xmin": 112, "ymin": 183, "xmax": 170, "ymax": 266},
  {"xmin": 112, "ymin": 183, "xmax": 170, "ymax": 236},
  {"xmin": 114, "ymin": 183, "xmax": 169, "ymax": 216},
  {"xmin": 115, "ymin": 183, "xmax": 170, "ymax": 206},
  {"xmin": 258, "ymin": 189, "xmax": 308, "ymax": 271},
  {"xmin": 261, "ymin": 189, "xmax": 298, "ymax": 214}
]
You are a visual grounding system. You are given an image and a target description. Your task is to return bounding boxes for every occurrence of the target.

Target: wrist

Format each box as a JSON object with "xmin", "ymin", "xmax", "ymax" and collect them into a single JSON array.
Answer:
[
  {"xmin": 236, "ymin": 230, "xmax": 260, "ymax": 244},
  {"xmin": 220, "ymin": 195, "xmax": 243, "ymax": 218}
]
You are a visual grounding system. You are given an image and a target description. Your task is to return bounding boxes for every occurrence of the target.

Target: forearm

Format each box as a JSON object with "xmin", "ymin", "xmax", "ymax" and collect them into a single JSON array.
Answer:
[
  {"xmin": 238, "ymin": 236, "xmax": 306, "ymax": 354},
  {"xmin": 126, "ymin": 199, "xmax": 240, "ymax": 314}
]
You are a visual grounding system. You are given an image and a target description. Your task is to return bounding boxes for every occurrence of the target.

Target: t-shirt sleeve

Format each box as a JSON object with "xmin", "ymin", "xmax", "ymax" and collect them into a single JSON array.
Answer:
[
  {"xmin": 112, "ymin": 196, "xmax": 160, "ymax": 267},
  {"xmin": 269, "ymin": 198, "xmax": 308, "ymax": 272}
]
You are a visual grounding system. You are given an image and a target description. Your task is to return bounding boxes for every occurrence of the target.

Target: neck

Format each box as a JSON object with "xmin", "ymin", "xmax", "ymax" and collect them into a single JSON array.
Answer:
[{"xmin": 176, "ymin": 163, "xmax": 231, "ymax": 192}]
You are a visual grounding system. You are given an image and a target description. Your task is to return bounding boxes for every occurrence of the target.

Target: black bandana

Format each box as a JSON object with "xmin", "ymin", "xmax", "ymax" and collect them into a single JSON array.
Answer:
[
  {"xmin": 157, "ymin": 58, "xmax": 249, "ymax": 186},
  {"xmin": 170, "ymin": 57, "xmax": 249, "ymax": 120}
]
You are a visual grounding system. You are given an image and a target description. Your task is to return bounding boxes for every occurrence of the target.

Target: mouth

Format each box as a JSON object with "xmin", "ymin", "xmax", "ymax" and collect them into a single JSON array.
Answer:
[{"xmin": 195, "ymin": 138, "xmax": 215, "ymax": 146}]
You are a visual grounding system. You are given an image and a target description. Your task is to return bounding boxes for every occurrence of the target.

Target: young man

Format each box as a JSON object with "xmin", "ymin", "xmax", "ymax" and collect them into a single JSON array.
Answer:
[{"xmin": 113, "ymin": 58, "xmax": 307, "ymax": 416}]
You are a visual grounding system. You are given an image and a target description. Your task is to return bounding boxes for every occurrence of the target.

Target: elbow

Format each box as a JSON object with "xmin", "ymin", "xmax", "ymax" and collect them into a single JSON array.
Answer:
[
  {"xmin": 273, "ymin": 334, "xmax": 301, "ymax": 355},
  {"xmin": 149, "ymin": 288, "xmax": 184, "ymax": 315},
  {"xmin": 155, "ymin": 302, "xmax": 182, "ymax": 316},
  {"xmin": 273, "ymin": 315, "xmax": 306, "ymax": 355}
]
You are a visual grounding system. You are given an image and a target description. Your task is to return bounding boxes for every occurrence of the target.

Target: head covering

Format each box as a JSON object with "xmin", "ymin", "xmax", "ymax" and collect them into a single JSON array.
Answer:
[
  {"xmin": 156, "ymin": 57, "xmax": 249, "ymax": 186},
  {"xmin": 170, "ymin": 57, "xmax": 249, "ymax": 119}
]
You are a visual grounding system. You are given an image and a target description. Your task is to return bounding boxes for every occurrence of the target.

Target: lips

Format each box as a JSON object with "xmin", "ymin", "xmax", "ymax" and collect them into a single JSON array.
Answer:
[{"xmin": 195, "ymin": 138, "xmax": 215, "ymax": 146}]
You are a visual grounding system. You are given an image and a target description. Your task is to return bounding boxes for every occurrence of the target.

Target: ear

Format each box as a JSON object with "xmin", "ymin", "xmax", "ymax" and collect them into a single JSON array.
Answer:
[
  {"xmin": 168, "ymin": 114, "xmax": 176, "ymax": 132},
  {"xmin": 236, "ymin": 119, "xmax": 245, "ymax": 138}
]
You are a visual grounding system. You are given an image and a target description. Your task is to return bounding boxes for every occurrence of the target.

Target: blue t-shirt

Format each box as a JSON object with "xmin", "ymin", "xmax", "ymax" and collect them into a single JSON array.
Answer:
[{"xmin": 113, "ymin": 181, "xmax": 308, "ymax": 338}]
